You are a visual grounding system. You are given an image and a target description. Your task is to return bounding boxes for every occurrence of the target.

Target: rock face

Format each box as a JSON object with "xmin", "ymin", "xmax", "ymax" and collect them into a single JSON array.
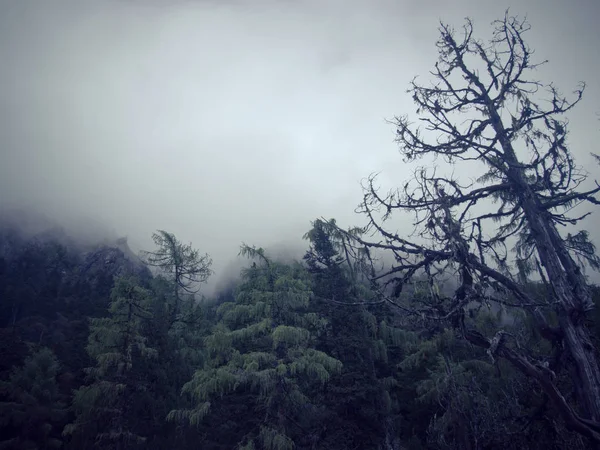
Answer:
[
  {"xmin": 78, "ymin": 241, "xmax": 151, "ymax": 290},
  {"xmin": 0, "ymin": 209, "xmax": 151, "ymax": 299},
  {"xmin": 0, "ymin": 210, "xmax": 153, "ymax": 377}
]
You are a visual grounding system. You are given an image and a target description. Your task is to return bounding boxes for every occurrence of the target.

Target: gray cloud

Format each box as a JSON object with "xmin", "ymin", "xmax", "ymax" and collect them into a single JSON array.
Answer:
[{"xmin": 1, "ymin": 0, "xmax": 599, "ymax": 290}]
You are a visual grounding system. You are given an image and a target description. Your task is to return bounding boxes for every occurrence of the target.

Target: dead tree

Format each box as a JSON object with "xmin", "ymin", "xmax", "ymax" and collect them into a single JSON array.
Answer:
[{"xmin": 335, "ymin": 13, "xmax": 600, "ymax": 442}]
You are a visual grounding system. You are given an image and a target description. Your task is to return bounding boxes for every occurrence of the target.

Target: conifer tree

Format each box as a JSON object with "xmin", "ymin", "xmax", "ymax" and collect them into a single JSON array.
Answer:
[
  {"xmin": 138, "ymin": 232, "xmax": 212, "ymax": 391},
  {"xmin": 393, "ymin": 304, "xmax": 589, "ymax": 450},
  {"xmin": 168, "ymin": 245, "xmax": 342, "ymax": 449},
  {"xmin": 133, "ymin": 275, "xmax": 210, "ymax": 450},
  {"xmin": 327, "ymin": 13, "xmax": 600, "ymax": 442},
  {"xmin": 64, "ymin": 276, "xmax": 156, "ymax": 449},
  {"xmin": 0, "ymin": 347, "xmax": 66, "ymax": 449},
  {"xmin": 303, "ymin": 219, "xmax": 407, "ymax": 449},
  {"xmin": 140, "ymin": 231, "xmax": 212, "ymax": 323}
]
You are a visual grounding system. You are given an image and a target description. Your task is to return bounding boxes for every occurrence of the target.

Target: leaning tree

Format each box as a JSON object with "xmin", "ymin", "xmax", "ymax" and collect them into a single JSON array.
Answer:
[{"xmin": 333, "ymin": 13, "xmax": 600, "ymax": 442}]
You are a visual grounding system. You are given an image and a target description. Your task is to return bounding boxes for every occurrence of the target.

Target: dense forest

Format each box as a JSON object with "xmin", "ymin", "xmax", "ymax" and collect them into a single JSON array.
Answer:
[{"xmin": 2, "ymin": 13, "xmax": 600, "ymax": 450}]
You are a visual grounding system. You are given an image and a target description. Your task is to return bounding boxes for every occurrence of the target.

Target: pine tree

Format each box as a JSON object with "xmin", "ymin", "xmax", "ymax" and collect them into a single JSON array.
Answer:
[
  {"xmin": 63, "ymin": 276, "xmax": 156, "ymax": 449},
  {"xmin": 0, "ymin": 347, "xmax": 66, "ymax": 449},
  {"xmin": 168, "ymin": 245, "xmax": 342, "ymax": 449}
]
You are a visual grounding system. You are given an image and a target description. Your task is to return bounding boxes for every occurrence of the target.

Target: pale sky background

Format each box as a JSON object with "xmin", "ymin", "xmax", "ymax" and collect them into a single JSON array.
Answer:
[{"xmin": 0, "ymin": 0, "xmax": 598, "ymax": 291}]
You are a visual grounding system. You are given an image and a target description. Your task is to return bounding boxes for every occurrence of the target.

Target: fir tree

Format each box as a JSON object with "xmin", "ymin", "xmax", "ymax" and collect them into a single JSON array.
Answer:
[
  {"xmin": 303, "ymin": 219, "xmax": 407, "ymax": 449},
  {"xmin": 168, "ymin": 245, "xmax": 342, "ymax": 449},
  {"xmin": 64, "ymin": 276, "xmax": 156, "ymax": 449}
]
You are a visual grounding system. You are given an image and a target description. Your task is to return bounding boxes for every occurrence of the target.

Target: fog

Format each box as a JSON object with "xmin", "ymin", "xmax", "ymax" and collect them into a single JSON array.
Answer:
[{"xmin": 1, "ymin": 0, "xmax": 599, "ymax": 292}]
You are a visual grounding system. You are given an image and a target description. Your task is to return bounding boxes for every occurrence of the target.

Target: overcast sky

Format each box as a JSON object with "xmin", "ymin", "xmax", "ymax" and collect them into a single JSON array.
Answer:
[{"xmin": 1, "ymin": 0, "xmax": 598, "ymax": 289}]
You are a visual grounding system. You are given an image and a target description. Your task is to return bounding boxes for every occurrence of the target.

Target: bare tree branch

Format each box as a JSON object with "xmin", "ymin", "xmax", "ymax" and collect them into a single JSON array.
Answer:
[{"xmin": 329, "ymin": 12, "xmax": 600, "ymax": 440}]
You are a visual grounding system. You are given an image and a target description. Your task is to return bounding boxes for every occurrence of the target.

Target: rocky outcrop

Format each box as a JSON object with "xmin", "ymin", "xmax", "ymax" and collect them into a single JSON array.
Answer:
[
  {"xmin": 79, "ymin": 239, "xmax": 151, "ymax": 287},
  {"xmin": 0, "ymin": 209, "xmax": 152, "ymax": 299}
]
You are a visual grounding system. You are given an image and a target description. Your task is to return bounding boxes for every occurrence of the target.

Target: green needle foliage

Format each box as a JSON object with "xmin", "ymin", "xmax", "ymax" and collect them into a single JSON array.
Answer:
[
  {"xmin": 0, "ymin": 347, "xmax": 66, "ymax": 450},
  {"xmin": 64, "ymin": 277, "xmax": 156, "ymax": 449},
  {"xmin": 168, "ymin": 245, "xmax": 342, "ymax": 449}
]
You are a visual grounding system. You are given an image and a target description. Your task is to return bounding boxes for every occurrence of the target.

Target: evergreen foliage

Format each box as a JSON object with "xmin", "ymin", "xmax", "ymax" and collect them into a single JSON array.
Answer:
[
  {"xmin": 64, "ymin": 276, "xmax": 156, "ymax": 449},
  {"xmin": 303, "ymin": 219, "xmax": 406, "ymax": 449},
  {"xmin": 0, "ymin": 219, "xmax": 598, "ymax": 449},
  {"xmin": 141, "ymin": 231, "xmax": 211, "ymax": 295},
  {"xmin": 168, "ymin": 245, "xmax": 342, "ymax": 449},
  {"xmin": 0, "ymin": 347, "xmax": 66, "ymax": 449}
]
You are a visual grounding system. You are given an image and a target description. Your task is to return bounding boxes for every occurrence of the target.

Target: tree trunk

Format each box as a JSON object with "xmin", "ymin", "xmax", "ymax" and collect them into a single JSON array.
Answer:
[
  {"xmin": 486, "ymin": 100, "xmax": 600, "ymax": 422},
  {"xmin": 464, "ymin": 329, "xmax": 600, "ymax": 443},
  {"xmin": 383, "ymin": 417, "xmax": 400, "ymax": 450},
  {"xmin": 511, "ymin": 164, "xmax": 600, "ymax": 422}
]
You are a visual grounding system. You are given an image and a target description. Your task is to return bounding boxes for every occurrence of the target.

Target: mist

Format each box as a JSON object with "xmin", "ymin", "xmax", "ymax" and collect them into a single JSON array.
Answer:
[{"xmin": 1, "ymin": 0, "xmax": 599, "ymax": 293}]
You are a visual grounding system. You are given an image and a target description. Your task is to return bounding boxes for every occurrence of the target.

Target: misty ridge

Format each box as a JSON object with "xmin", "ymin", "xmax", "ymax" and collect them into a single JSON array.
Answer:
[{"xmin": 2, "ymin": 1, "xmax": 600, "ymax": 450}]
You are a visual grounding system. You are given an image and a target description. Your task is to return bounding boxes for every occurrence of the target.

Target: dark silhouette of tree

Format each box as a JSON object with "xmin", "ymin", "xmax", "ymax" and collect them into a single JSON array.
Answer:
[
  {"xmin": 140, "ymin": 230, "xmax": 212, "ymax": 322},
  {"xmin": 303, "ymin": 219, "xmax": 404, "ymax": 449},
  {"xmin": 0, "ymin": 347, "xmax": 66, "ymax": 449},
  {"xmin": 64, "ymin": 276, "xmax": 156, "ymax": 449},
  {"xmin": 330, "ymin": 12, "xmax": 600, "ymax": 443}
]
